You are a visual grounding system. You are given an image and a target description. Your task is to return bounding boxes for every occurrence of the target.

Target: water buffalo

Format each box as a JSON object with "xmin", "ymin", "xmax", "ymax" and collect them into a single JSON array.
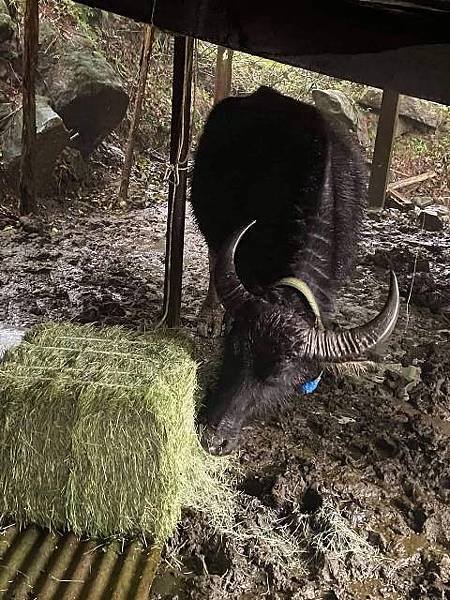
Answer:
[{"xmin": 190, "ymin": 86, "xmax": 399, "ymax": 455}]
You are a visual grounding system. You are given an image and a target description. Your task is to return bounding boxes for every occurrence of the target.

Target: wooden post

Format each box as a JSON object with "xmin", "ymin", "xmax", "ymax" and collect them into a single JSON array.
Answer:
[
  {"xmin": 19, "ymin": 0, "xmax": 39, "ymax": 215},
  {"xmin": 367, "ymin": 89, "xmax": 400, "ymax": 212},
  {"xmin": 214, "ymin": 46, "xmax": 233, "ymax": 105},
  {"xmin": 4, "ymin": 0, "xmax": 18, "ymax": 20},
  {"xmin": 117, "ymin": 25, "xmax": 155, "ymax": 206},
  {"xmin": 161, "ymin": 36, "xmax": 194, "ymax": 328}
]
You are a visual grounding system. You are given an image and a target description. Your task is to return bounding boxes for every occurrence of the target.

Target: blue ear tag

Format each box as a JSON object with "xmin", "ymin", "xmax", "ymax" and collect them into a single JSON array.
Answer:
[{"xmin": 299, "ymin": 372, "xmax": 322, "ymax": 394}]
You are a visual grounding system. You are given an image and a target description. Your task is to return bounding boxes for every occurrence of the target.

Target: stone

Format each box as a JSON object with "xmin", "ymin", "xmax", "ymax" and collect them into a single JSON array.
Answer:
[
  {"xmin": 62, "ymin": 147, "xmax": 89, "ymax": 182},
  {"xmin": 0, "ymin": 100, "xmax": 12, "ymax": 129},
  {"xmin": 382, "ymin": 363, "xmax": 422, "ymax": 400},
  {"xmin": 359, "ymin": 88, "xmax": 441, "ymax": 133},
  {"xmin": 0, "ymin": 95, "xmax": 70, "ymax": 192},
  {"xmin": 385, "ymin": 193, "xmax": 413, "ymax": 212},
  {"xmin": 369, "ymin": 247, "xmax": 429, "ymax": 273},
  {"xmin": 433, "ymin": 204, "xmax": 450, "ymax": 217},
  {"xmin": 0, "ymin": 0, "xmax": 14, "ymax": 44},
  {"xmin": 0, "ymin": 324, "xmax": 25, "ymax": 361},
  {"xmin": 44, "ymin": 39, "xmax": 129, "ymax": 157},
  {"xmin": 18, "ymin": 215, "xmax": 45, "ymax": 235},
  {"xmin": 418, "ymin": 208, "xmax": 445, "ymax": 232},
  {"xmin": 101, "ymin": 142, "xmax": 125, "ymax": 164},
  {"xmin": 312, "ymin": 88, "xmax": 370, "ymax": 148},
  {"xmin": 412, "ymin": 196, "xmax": 434, "ymax": 209}
]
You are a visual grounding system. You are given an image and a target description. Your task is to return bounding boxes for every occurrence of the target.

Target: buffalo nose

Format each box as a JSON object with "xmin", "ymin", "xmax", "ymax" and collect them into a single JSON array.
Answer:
[{"xmin": 201, "ymin": 425, "xmax": 239, "ymax": 456}]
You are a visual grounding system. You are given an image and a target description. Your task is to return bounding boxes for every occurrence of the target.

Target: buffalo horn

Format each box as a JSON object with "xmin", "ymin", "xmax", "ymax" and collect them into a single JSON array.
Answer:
[
  {"xmin": 214, "ymin": 221, "xmax": 257, "ymax": 312},
  {"xmin": 304, "ymin": 271, "xmax": 400, "ymax": 361}
]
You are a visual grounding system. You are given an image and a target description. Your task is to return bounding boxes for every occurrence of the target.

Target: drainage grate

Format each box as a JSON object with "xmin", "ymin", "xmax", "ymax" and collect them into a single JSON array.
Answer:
[{"xmin": 0, "ymin": 524, "xmax": 161, "ymax": 599}]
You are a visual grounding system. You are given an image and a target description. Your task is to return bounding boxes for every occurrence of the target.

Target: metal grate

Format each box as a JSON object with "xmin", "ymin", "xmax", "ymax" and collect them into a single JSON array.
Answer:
[{"xmin": 0, "ymin": 525, "xmax": 161, "ymax": 599}]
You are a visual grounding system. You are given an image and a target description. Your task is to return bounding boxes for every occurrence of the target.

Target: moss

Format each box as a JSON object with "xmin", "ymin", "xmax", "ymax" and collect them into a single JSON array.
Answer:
[{"xmin": 0, "ymin": 11, "xmax": 13, "ymax": 44}]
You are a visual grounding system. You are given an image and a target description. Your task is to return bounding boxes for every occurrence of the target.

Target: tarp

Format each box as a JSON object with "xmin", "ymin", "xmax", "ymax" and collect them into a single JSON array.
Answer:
[{"xmin": 76, "ymin": 0, "xmax": 450, "ymax": 104}]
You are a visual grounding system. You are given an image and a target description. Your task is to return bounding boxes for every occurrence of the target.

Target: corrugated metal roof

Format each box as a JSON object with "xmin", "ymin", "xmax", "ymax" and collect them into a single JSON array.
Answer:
[{"xmin": 0, "ymin": 524, "xmax": 161, "ymax": 599}]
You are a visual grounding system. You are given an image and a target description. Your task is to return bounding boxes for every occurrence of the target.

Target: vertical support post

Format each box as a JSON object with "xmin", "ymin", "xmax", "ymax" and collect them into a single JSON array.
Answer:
[
  {"xmin": 214, "ymin": 46, "xmax": 233, "ymax": 105},
  {"xmin": 19, "ymin": 0, "xmax": 39, "ymax": 215},
  {"xmin": 117, "ymin": 25, "xmax": 155, "ymax": 206},
  {"xmin": 367, "ymin": 89, "xmax": 400, "ymax": 212},
  {"xmin": 161, "ymin": 36, "xmax": 193, "ymax": 328}
]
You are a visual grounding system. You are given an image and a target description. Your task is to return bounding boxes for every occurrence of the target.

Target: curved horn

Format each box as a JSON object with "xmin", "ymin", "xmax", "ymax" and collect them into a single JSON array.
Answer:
[
  {"xmin": 214, "ymin": 220, "xmax": 257, "ymax": 312},
  {"xmin": 304, "ymin": 271, "xmax": 400, "ymax": 362}
]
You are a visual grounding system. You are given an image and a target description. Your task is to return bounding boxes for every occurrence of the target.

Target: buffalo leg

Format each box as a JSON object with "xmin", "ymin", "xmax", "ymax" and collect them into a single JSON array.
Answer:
[{"xmin": 197, "ymin": 250, "xmax": 224, "ymax": 337}]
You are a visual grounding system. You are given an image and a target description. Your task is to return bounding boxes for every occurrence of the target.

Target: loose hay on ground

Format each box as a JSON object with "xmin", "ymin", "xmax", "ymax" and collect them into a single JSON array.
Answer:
[{"xmin": 0, "ymin": 323, "xmax": 235, "ymax": 541}]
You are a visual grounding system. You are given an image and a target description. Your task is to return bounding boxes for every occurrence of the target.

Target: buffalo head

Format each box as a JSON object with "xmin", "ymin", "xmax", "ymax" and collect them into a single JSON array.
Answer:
[{"xmin": 201, "ymin": 221, "xmax": 400, "ymax": 455}]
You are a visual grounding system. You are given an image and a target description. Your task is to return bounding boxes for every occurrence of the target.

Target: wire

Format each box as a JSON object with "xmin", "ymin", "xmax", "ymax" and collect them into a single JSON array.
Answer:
[{"xmin": 404, "ymin": 210, "xmax": 426, "ymax": 331}]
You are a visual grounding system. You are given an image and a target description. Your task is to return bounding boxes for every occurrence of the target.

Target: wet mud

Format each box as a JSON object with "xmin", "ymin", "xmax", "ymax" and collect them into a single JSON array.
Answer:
[{"xmin": 0, "ymin": 181, "xmax": 449, "ymax": 599}]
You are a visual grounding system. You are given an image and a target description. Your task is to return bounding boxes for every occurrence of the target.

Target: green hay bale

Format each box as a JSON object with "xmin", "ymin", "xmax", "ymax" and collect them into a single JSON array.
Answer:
[{"xmin": 0, "ymin": 323, "xmax": 233, "ymax": 541}]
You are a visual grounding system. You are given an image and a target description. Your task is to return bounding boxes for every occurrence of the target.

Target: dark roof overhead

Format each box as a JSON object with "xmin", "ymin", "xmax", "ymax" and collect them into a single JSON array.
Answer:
[
  {"xmin": 345, "ymin": 0, "xmax": 450, "ymax": 15},
  {"xmin": 76, "ymin": 0, "xmax": 450, "ymax": 105}
]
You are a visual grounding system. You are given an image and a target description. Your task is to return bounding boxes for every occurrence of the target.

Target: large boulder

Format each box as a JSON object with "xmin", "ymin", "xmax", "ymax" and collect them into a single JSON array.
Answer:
[
  {"xmin": 0, "ymin": 0, "xmax": 14, "ymax": 45},
  {"xmin": 0, "ymin": 95, "xmax": 69, "ymax": 192},
  {"xmin": 44, "ymin": 39, "xmax": 129, "ymax": 157},
  {"xmin": 312, "ymin": 88, "xmax": 370, "ymax": 148},
  {"xmin": 359, "ymin": 89, "xmax": 441, "ymax": 134}
]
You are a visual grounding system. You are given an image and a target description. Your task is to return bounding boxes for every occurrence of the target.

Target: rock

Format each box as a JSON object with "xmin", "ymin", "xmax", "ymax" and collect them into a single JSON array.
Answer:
[
  {"xmin": 0, "ymin": 0, "xmax": 14, "ymax": 44},
  {"xmin": 418, "ymin": 208, "xmax": 445, "ymax": 232},
  {"xmin": 385, "ymin": 193, "xmax": 413, "ymax": 212},
  {"xmin": 412, "ymin": 196, "xmax": 434, "ymax": 209},
  {"xmin": 359, "ymin": 88, "xmax": 441, "ymax": 133},
  {"xmin": 312, "ymin": 88, "xmax": 370, "ymax": 148},
  {"xmin": 369, "ymin": 247, "xmax": 430, "ymax": 273},
  {"xmin": 0, "ymin": 100, "xmax": 12, "ymax": 129},
  {"xmin": 44, "ymin": 40, "xmax": 129, "ymax": 157},
  {"xmin": 0, "ymin": 95, "xmax": 69, "ymax": 192},
  {"xmin": 440, "ymin": 554, "xmax": 450, "ymax": 581},
  {"xmin": 18, "ymin": 215, "xmax": 45, "ymax": 235},
  {"xmin": 62, "ymin": 147, "xmax": 89, "ymax": 181},
  {"xmin": 0, "ymin": 324, "xmax": 26, "ymax": 361},
  {"xmin": 0, "ymin": 57, "xmax": 8, "ymax": 78},
  {"xmin": 100, "ymin": 142, "xmax": 125, "ymax": 165},
  {"xmin": 440, "ymin": 113, "xmax": 450, "ymax": 133},
  {"xmin": 381, "ymin": 363, "xmax": 422, "ymax": 400}
]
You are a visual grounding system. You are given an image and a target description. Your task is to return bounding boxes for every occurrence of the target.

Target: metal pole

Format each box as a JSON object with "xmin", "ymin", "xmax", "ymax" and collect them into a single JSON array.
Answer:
[
  {"xmin": 367, "ymin": 89, "xmax": 400, "ymax": 212},
  {"xmin": 161, "ymin": 36, "xmax": 193, "ymax": 328}
]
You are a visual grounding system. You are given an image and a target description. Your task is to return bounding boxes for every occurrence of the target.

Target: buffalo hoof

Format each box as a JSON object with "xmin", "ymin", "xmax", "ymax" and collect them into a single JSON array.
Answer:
[{"xmin": 197, "ymin": 303, "xmax": 224, "ymax": 338}]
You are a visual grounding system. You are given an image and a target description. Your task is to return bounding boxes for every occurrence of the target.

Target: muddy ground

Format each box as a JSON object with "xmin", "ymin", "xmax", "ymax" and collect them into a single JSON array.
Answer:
[{"xmin": 0, "ymin": 158, "xmax": 449, "ymax": 599}]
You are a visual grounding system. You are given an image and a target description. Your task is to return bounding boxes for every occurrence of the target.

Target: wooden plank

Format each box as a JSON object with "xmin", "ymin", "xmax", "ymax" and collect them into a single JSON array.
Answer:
[
  {"xmin": 367, "ymin": 88, "xmax": 400, "ymax": 211},
  {"xmin": 387, "ymin": 170, "xmax": 436, "ymax": 191},
  {"xmin": 161, "ymin": 36, "xmax": 194, "ymax": 328}
]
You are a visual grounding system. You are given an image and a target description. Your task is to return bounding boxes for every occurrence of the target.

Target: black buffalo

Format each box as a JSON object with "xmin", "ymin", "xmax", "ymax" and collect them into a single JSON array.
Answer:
[{"xmin": 190, "ymin": 86, "xmax": 399, "ymax": 455}]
